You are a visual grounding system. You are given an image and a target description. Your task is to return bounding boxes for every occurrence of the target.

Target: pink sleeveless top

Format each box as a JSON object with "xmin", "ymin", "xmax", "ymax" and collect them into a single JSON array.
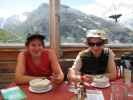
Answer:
[{"xmin": 24, "ymin": 49, "xmax": 52, "ymax": 77}]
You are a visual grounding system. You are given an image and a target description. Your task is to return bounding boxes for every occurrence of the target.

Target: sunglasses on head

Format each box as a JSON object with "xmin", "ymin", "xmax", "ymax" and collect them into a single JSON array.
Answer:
[{"xmin": 88, "ymin": 42, "xmax": 103, "ymax": 47}]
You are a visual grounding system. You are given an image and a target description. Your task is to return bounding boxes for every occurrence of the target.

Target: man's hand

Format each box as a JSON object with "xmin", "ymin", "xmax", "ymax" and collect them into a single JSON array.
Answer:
[{"xmin": 81, "ymin": 74, "xmax": 94, "ymax": 82}]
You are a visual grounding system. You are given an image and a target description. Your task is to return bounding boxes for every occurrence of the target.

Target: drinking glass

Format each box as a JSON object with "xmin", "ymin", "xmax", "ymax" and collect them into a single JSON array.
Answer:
[
  {"xmin": 67, "ymin": 68, "xmax": 80, "ymax": 94},
  {"xmin": 123, "ymin": 68, "xmax": 133, "ymax": 97},
  {"xmin": 111, "ymin": 84, "xmax": 128, "ymax": 100},
  {"xmin": 125, "ymin": 82, "xmax": 133, "ymax": 97},
  {"xmin": 124, "ymin": 68, "xmax": 131, "ymax": 84}
]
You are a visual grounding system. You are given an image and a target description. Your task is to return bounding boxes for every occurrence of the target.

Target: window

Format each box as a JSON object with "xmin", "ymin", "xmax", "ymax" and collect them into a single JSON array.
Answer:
[
  {"xmin": 0, "ymin": 0, "xmax": 133, "ymax": 46},
  {"xmin": 0, "ymin": 0, "xmax": 49, "ymax": 44},
  {"xmin": 60, "ymin": 0, "xmax": 133, "ymax": 44}
]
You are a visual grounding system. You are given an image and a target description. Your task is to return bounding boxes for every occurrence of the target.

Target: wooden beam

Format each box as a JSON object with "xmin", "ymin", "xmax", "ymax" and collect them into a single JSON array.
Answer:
[{"xmin": 49, "ymin": 0, "xmax": 60, "ymax": 58}]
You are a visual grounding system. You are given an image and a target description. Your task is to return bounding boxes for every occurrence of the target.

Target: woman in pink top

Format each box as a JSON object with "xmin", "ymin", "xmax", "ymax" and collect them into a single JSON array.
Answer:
[{"xmin": 15, "ymin": 34, "xmax": 64, "ymax": 84}]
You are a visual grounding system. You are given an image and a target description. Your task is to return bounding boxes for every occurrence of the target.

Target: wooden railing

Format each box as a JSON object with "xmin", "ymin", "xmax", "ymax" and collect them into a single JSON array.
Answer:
[{"xmin": 0, "ymin": 44, "xmax": 132, "ymax": 86}]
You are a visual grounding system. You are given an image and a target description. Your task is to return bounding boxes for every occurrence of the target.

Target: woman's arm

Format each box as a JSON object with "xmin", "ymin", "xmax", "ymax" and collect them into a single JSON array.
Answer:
[
  {"xmin": 105, "ymin": 49, "xmax": 117, "ymax": 80},
  {"xmin": 48, "ymin": 49, "xmax": 64, "ymax": 84},
  {"xmin": 15, "ymin": 52, "xmax": 43, "ymax": 84}
]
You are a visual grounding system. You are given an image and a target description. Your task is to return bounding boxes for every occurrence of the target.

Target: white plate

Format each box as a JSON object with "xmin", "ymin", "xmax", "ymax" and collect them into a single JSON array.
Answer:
[
  {"xmin": 30, "ymin": 86, "xmax": 50, "ymax": 91},
  {"xmin": 29, "ymin": 85, "xmax": 53, "ymax": 93},
  {"xmin": 91, "ymin": 82, "xmax": 110, "ymax": 88}
]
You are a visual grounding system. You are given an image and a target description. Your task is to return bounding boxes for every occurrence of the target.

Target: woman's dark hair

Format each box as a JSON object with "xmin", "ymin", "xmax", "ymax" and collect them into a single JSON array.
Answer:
[{"xmin": 25, "ymin": 33, "xmax": 45, "ymax": 47}]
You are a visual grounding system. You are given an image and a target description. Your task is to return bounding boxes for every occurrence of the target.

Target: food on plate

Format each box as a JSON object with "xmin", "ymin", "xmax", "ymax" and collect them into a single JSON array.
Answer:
[
  {"xmin": 29, "ymin": 78, "xmax": 51, "ymax": 89},
  {"xmin": 92, "ymin": 75, "xmax": 109, "ymax": 87}
]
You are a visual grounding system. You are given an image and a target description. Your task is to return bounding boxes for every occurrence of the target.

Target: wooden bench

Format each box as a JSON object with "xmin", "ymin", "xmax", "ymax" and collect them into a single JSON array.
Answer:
[
  {"xmin": 0, "ymin": 61, "xmax": 16, "ymax": 88},
  {"xmin": 0, "ymin": 58, "xmax": 122, "ymax": 86},
  {"xmin": 0, "ymin": 49, "xmax": 18, "ymax": 88},
  {"xmin": 0, "ymin": 59, "xmax": 73, "ymax": 86},
  {"xmin": 0, "ymin": 46, "xmax": 131, "ymax": 87}
]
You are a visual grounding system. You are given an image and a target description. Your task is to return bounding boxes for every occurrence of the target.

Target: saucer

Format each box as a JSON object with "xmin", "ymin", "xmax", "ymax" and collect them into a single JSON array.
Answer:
[
  {"xmin": 91, "ymin": 82, "xmax": 110, "ymax": 88},
  {"xmin": 30, "ymin": 85, "xmax": 50, "ymax": 91},
  {"xmin": 29, "ymin": 85, "xmax": 53, "ymax": 93}
]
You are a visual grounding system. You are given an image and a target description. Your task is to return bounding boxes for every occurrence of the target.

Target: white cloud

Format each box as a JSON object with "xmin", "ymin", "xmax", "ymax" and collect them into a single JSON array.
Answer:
[
  {"xmin": 76, "ymin": 0, "xmax": 133, "ymax": 20},
  {"xmin": 18, "ymin": 14, "xmax": 27, "ymax": 22},
  {"xmin": 0, "ymin": 0, "xmax": 48, "ymax": 18},
  {"xmin": 0, "ymin": 9, "xmax": 28, "ymax": 19},
  {"xmin": 0, "ymin": 10, "xmax": 16, "ymax": 18},
  {"xmin": 1, "ymin": 0, "xmax": 133, "ymax": 22}
]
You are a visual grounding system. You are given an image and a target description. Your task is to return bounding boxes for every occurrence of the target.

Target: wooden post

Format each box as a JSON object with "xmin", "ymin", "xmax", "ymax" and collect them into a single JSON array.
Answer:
[{"xmin": 49, "ymin": 0, "xmax": 60, "ymax": 58}]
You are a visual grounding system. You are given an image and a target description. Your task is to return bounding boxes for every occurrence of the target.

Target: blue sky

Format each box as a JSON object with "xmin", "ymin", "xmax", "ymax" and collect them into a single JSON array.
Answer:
[
  {"xmin": 0, "ymin": 0, "xmax": 95, "ymax": 18},
  {"xmin": 0, "ymin": 0, "xmax": 133, "ymax": 21},
  {"xmin": 0, "ymin": 0, "xmax": 48, "ymax": 18},
  {"xmin": 61, "ymin": 0, "xmax": 95, "ymax": 6},
  {"xmin": 0, "ymin": 0, "xmax": 47, "ymax": 10}
]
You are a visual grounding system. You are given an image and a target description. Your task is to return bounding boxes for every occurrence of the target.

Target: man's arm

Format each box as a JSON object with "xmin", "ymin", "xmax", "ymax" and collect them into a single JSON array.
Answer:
[{"xmin": 105, "ymin": 49, "xmax": 117, "ymax": 80}]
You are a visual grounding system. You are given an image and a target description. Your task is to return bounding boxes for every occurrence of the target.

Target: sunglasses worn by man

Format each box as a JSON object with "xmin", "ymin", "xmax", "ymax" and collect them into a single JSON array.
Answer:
[{"xmin": 88, "ymin": 42, "xmax": 104, "ymax": 47}]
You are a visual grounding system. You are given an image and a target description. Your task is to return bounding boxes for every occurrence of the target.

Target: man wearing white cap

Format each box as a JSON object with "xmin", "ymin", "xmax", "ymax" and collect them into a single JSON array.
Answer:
[{"xmin": 68, "ymin": 29, "xmax": 116, "ymax": 82}]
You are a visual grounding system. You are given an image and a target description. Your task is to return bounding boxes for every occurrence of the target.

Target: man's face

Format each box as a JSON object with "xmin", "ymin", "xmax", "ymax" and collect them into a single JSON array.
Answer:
[{"xmin": 87, "ymin": 37, "xmax": 104, "ymax": 52}]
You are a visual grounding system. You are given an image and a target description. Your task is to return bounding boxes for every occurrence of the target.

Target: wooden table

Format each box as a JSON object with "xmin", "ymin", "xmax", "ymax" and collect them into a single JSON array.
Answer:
[
  {"xmin": 0, "ymin": 82, "xmax": 75, "ymax": 100},
  {"xmin": 0, "ymin": 80, "xmax": 133, "ymax": 100}
]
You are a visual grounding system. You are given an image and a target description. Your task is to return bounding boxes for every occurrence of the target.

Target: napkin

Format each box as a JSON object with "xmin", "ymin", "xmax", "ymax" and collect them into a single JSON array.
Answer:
[
  {"xmin": 85, "ymin": 90, "xmax": 104, "ymax": 100},
  {"xmin": 1, "ymin": 86, "xmax": 26, "ymax": 100}
]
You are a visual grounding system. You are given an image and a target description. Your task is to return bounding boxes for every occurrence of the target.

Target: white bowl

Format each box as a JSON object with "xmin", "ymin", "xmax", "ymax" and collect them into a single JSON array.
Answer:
[
  {"xmin": 93, "ymin": 75, "xmax": 109, "ymax": 83},
  {"xmin": 91, "ymin": 82, "xmax": 110, "ymax": 88},
  {"xmin": 29, "ymin": 78, "xmax": 51, "ymax": 89}
]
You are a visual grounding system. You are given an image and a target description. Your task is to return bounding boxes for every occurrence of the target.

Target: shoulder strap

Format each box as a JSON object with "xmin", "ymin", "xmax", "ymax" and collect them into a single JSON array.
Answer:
[{"xmin": 104, "ymin": 48, "xmax": 109, "ymax": 54}]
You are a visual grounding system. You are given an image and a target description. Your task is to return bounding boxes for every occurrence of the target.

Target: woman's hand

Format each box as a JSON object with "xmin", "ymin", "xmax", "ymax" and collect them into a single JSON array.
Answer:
[{"xmin": 49, "ymin": 73, "xmax": 62, "ymax": 85}]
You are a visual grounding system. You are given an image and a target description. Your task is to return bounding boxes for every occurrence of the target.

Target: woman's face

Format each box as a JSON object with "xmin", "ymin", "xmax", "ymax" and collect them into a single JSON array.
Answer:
[
  {"xmin": 27, "ymin": 39, "xmax": 44, "ymax": 57},
  {"xmin": 87, "ymin": 37, "xmax": 104, "ymax": 52}
]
